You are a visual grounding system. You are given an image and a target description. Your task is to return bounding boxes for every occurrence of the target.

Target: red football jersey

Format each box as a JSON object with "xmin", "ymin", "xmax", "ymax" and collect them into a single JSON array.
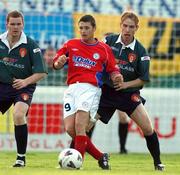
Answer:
[{"xmin": 53, "ymin": 39, "xmax": 119, "ymax": 86}]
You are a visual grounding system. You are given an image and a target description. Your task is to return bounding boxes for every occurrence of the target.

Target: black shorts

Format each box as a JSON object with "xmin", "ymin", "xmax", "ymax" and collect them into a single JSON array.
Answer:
[
  {"xmin": 97, "ymin": 85, "xmax": 146, "ymax": 124},
  {"xmin": 0, "ymin": 82, "xmax": 36, "ymax": 114}
]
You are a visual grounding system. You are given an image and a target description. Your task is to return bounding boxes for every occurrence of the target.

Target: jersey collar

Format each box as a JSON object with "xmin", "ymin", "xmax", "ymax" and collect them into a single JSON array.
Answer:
[
  {"xmin": 0, "ymin": 31, "xmax": 27, "ymax": 51},
  {"xmin": 115, "ymin": 34, "xmax": 136, "ymax": 50}
]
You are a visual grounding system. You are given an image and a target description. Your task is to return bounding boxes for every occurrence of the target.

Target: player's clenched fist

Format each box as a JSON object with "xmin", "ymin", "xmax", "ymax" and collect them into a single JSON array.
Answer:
[
  {"xmin": 53, "ymin": 54, "xmax": 68, "ymax": 69},
  {"xmin": 111, "ymin": 73, "xmax": 124, "ymax": 91}
]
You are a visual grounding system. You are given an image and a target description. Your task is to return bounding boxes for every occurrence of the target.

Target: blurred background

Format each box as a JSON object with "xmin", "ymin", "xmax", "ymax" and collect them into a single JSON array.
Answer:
[{"xmin": 0, "ymin": 0, "xmax": 180, "ymax": 153}]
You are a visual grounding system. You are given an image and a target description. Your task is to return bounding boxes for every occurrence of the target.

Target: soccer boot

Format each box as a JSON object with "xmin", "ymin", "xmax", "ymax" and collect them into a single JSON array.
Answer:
[
  {"xmin": 98, "ymin": 153, "xmax": 110, "ymax": 170},
  {"xmin": 13, "ymin": 156, "xmax": 26, "ymax": 167},
  {"xmin": 154, "ymin": 163, "xmax": 165, "ymax": 171}
]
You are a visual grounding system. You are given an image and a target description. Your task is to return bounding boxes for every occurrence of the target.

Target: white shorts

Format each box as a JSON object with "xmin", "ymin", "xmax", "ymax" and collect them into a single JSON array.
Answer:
[{"xmin": 63, "ymin": 83, "xmax": 102, "ymax": 120}]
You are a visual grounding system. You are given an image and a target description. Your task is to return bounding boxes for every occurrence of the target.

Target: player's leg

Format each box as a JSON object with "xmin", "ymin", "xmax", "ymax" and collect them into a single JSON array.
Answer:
[
  {"xmin": 12, "ymin": 85, "xmax": 36, "ymax": 167},
  {"xmin": 63, "ymin": 84, "xmax": 77, "ymax": 148},
  {"xmin": 78, "ymin": 84, "xmax": 110, "ymax": 169},
  {"xmin": 93, "ymin": 107, "xmax": 116, "ymax": 169},
  {"xmin": 13, "ymin": 101, "xmax": 29, "ymax": 167},
  {"xmin": 118, "ymin": 110, "xmax": 129, "ymax": 154},
  {"xmin": 64, "ymin": 114, "xmax": 76, "ymax": 149},
  {"xmin": 86, "ymin": 125, "xmax": 95, "ymax": 138},
  {"xmin": 130, "ymin": 104, "xmax": 165, "ymax": 171},
  {"xmin": 73, "ymin": 110, "xmax": 89, "ymax": 158}
]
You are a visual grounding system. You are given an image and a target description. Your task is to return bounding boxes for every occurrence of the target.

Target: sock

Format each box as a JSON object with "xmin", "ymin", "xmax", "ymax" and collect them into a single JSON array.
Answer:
[
  {"xmin": 119, "ymin": 122, "xmax": 128, "ymax": 151},
  {"xmin": 74, "ymin": 135, "xmax": 87, "ymax": 158},
  {"xmin": 145, "ymin": 131, "xmax": 161, "ymax": 165},
  {"xmin": 86, "ymin": 136, "xmax": 103, "ymax": 160},
  {"xmin": 15, "ymin": 124, "xmax": 28, "ymax": 156},
  {"xmin": 17, "ymin": 154, "xmax": 26, "ymax": 163}
]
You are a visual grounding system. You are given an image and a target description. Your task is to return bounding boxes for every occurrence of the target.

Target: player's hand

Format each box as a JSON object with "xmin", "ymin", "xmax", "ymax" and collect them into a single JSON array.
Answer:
[
  {"xmin": 54, "ymin": 55, "xmax": 68, "ymax": 69},
  {"xmin": 86, "ymin": 114, "xmax": 100, "ymax": 132},
  {"xmin": 111, "ymin": 73, "xmax": 124, "ymax": 91},
  {"xmin": 114, "ymin": 82, "xmax": 129, "ymax": 91},
  {"xmin": 12, "ymin": 78, "xmax": 28, "ymax": 90},
  {"xmin": 86, "ymin": 120, "xmax": 95, "ymax": 132}
]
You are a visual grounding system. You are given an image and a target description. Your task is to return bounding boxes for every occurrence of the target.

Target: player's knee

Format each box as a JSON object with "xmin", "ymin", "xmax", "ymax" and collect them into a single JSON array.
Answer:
[
  {"xmin": 75, "ymin": 122, "xmax": 85, "ymax": 135},
  {"xmin": 64, "ymin": 125, "xmax": 75, "ymax": 138},
  {"xmin": 13, "ymin": 110, "xmax": 26, "ymax": 124}
]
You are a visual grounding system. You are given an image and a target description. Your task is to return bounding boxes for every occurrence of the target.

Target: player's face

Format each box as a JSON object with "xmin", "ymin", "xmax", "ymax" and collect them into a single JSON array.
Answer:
[
  {"xmin": 6, "ymin": 17, "xmax": 24, "ymax": 38},
  {"xmin": 120, "ymin": 18, "xmax": 138, "ymax": 45},
  {"xmin": 78, "ymin": 22, "xmax": 96, "ymax": 43}
]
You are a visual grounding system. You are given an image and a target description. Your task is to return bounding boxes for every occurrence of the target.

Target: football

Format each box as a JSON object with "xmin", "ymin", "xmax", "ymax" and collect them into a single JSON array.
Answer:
[{"xmin": 58, "ymin": 148, "xmax": 83, "ymax": 169}]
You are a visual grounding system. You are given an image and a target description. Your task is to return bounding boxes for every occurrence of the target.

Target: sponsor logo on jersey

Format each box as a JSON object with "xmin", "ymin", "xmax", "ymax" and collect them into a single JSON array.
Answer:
[
  {"xmin": 73, "ymin": 55, "xmax": 96, "ymax": 68},
  {"xmin": 118, "ymin": 59, "xmax": 128, "ymax": 65},
  {"xmin": 93, "ymin": 53, "xmax": 100, "ymax": 60},
  {"xmin": 19, "ymin": 48, "xmax": 27, "ymax": 58},
  {"xmin": 33, "ymin": 48, "xmax": 41, "ymax": 53},
  {"xmin": 128, "ymin": 53, "xmax": 136, "ymax": 63},
  {"xmin": 0, "ymin": 57, "xmax": 24, "ymax": 68},
  {"xmin": 131, "ymin": 94, "xmax": 140, "ymax": 102},
  {"xmin": 2, "ymin": 57, "xmax": 17, "ymax": 63},
  {"xmin": 141, "ymin": 56, "xmax": 150, "ymax": 61},
  {"xmin": 21, "ymin": 93, "xmax": 29, "ymax": 101}
]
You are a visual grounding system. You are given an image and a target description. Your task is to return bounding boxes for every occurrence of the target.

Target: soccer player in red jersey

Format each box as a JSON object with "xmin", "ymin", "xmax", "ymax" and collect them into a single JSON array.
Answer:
[{"xmin": 53, "ymin": 14, "xmax": 123, "ymax": 169}]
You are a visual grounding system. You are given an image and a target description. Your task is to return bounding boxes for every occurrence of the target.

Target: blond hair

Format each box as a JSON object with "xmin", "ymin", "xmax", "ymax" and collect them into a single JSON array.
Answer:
[{"xmin": 121, "ymin": 12, "xmax": 139, "ymax": 26}]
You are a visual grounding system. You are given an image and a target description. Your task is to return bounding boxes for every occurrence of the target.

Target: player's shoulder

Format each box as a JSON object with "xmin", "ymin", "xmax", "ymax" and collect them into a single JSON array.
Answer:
[
  {"xmin": 26, "ymin": 36, "xmax": 38, "ymax": 45},
  {"xmin": 135, "ymin": 39, "xmax": 147, "ymax": 51},
  {"xmin": 105, "ymin": 34, "xmax": 119, "ymax": 45},
  {"xmin": 98, "ymin": 40, "xmax": 111, "ymax": 49},
  {"xmin": 105, "ymin": 33, "xmax": 119, "ymax": 40},
  {"xmin": 67, "ymin": 38, "xmax": 80, "ymax": 44}
]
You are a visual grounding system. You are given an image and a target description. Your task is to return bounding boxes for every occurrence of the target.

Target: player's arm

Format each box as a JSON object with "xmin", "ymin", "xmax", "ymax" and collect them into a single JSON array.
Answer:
[
  {"xmin": 86, "ymin": 113, "xmax": 101, "ymax": 132},
  {"xmin": 105, "ymin": 46, "xmax": 124, "ymax": 89},
  {"xmin": 13, "ymin": 40, "xmax": 47, "ymax": 90},
  {"xmin": 12, "ymin": 73, "xmax": 46, "ymax": 90},
  {"xmin": 53, "ymin": 42, "xmax": 69, "ymax": 70},
  {"xmin": 53, "ymin": 54, "xmax": 68, "ymax": 70},
  {"xmin": 115, "ymin": 51, "xmax": 150, "ymax": 90},
  {"xmin": 114, "ymin": 78, "xmax": 146, "ymax": 91}
]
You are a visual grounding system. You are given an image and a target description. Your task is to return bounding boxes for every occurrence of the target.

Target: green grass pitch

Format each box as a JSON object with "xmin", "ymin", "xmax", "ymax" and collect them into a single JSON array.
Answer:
[{"xmin": 0, "ymin": 152, "xmax": 180, "ymax": 175}]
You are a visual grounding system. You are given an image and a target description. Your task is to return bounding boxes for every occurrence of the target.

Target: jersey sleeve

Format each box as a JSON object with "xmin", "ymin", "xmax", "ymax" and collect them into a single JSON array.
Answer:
[
  {"xmin": 138, "ymin": 48, "xmax": 150, "ymax": 82},
  {"xmin": 105, "ymin": 45, "xmax": 120, "ymax": 74},
  {"xmin": 53, "ymin": 41, "xmax": 69, "ymax": 63},
  {"xmin": 29, "ymin": 39, "xmax": 47, "ymax": 74}
]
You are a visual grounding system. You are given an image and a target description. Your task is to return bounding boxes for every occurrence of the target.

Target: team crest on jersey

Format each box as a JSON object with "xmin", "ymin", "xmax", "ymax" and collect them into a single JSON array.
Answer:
[
  {"xmin": 21, "ymin": 93, "xmax": 29, "ymax": 101},
  {"xmin": 93, "ymin": 53, "xmax": 100, "ymax": 60},
  {"xmin": 19, "ymin": 48, "xmax": 27, "ymax": 58},
  {"xmin": 128, "ymin": 53, "xmax": 136, "ymax": 63},
  {"xmin": 131, "ymin": 94, "xmax": 140, "ymax": 102}
]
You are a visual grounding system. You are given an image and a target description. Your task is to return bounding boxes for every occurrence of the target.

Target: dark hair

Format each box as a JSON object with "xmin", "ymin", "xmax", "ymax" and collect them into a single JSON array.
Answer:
[
  {"xmin": 6, "ymin": 10, "xmax": 24, "ymax": 23},
  {"xmin": 78, "ymin": 15, "xmax": 96, "ymax": 28}
]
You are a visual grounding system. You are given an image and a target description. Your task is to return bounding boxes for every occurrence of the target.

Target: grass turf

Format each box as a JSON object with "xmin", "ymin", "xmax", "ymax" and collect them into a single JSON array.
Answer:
[{"xmin": 0, "ymin": 152, "xmax": 180, "ymax": 175}]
